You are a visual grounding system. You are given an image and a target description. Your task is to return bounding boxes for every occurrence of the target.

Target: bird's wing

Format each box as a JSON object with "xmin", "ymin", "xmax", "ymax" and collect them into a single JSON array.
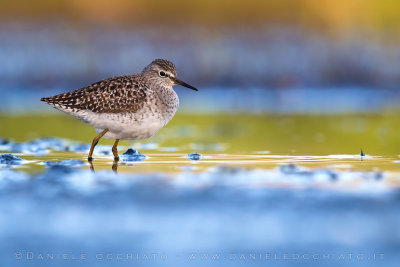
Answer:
[{"xmin": 41, "ymin": 75, "xmax": 150, "ymax": 114}]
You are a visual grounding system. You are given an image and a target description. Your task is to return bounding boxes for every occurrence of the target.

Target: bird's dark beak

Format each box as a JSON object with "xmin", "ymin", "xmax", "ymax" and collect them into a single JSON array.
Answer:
[{"xmin": 171, "ymin": 77, "xmax": 198, "ymax": 91}]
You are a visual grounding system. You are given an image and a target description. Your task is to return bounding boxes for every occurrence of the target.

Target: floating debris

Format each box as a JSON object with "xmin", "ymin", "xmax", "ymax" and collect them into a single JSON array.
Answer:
[
  {"xmin": 121, "ymin": 148, "xmax": 146, "ymax": 162},
  {"xmin": 0, "ymin": 154, "xmax": 23, "ymax": 165},
  {"xmin": 360, "ymin": 148, "xmax": 366, "ymax": 161},
  {"xmin": 43, "ymin": 159, "xmax": 85, "ymax": 168},
  {"xmin": 187, "ymin": 152, "xmax": 202, "ymax": 161}
]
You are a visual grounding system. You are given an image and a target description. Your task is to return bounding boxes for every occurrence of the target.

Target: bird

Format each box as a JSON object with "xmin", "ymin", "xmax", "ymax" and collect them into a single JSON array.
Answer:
[{"xmin": 41, "ymin": 59, "xmax": 197, "ymax": 161}]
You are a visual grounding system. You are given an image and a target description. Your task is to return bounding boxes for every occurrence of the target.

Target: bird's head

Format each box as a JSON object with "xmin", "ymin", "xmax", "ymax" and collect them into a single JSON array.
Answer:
[{"xmin": 142, "ymin": 59, "xmax": 198, "ymax": 91}]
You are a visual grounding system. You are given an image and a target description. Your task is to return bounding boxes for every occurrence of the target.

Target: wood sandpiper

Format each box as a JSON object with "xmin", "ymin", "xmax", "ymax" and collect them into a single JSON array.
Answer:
[{"xmin": 41, "ymin": 59, "xmax": 198, "ymax": 161}]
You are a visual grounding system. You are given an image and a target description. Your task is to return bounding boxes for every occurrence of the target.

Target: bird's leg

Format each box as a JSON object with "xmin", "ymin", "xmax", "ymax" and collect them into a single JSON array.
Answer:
[
  {"xmin": 112, "ymin": 160, "xmax": 119, "ymax": 173},
  {"xmin": 89, "ymin": 161, "xmax": 95, "ymax": 172},
  {"xmin": 88, "ymin": 128, "xmax": 109, "ymax": 161},
  {"xmin": 112, "ymin": 139, "xmax": 120, "ymax": 161}
]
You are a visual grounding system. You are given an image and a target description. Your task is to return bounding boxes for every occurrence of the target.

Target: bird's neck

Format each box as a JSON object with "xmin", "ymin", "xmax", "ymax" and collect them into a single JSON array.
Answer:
[{"xmin": 155, "ymin": 85, "xmax": 179, "ymax": 108}]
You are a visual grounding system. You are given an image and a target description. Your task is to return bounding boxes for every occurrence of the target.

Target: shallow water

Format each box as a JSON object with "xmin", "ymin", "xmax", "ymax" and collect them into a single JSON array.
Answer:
[{"xmin": 1, "ymin": 113, "xmax": 400, "ymax": 267}]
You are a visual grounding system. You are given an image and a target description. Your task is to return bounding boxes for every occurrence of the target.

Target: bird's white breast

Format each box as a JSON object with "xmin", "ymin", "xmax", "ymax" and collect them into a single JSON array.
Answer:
[{"xmin": 88, "ymin": 111, "xmax": 164, "ymax": 140}]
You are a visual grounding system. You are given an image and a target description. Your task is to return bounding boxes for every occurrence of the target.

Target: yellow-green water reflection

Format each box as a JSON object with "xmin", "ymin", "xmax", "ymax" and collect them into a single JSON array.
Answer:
[
  {"xmin": 2, "ymin": 113, "xmax": 400, "ymax": 176},
  {"xmin": 2, "ymin": 113, "xmax": 400, "ymax": 154}
]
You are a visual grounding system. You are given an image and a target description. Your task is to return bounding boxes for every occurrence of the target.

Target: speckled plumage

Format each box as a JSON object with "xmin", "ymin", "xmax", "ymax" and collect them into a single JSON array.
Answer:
[
  {"xmin": 42, "ymin": 75, "xmax": 148, "ymax": 114},
  {"xmin": 41, "ymin": 59, "xmax": 197, "ymax": 143}
]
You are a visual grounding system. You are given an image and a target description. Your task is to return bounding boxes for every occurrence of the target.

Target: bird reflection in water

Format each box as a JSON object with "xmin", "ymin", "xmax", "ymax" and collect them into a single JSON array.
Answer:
[
  {"xmin": 112, "ymin": 161, "xmax": 119, "ymax": 172},
  {"xmin": 88, "ymin": 160, "xmax": 120, "ymax": 173}
]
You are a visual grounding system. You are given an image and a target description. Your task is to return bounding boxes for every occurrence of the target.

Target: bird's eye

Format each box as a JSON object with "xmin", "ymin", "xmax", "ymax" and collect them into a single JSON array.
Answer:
[{"xmin": 159, "ymin": 71, "xmax": 166, "ymax": 77}]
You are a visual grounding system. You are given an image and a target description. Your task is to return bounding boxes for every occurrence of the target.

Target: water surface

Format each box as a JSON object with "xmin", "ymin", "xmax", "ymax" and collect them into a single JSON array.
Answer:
[{"xmin": 1, "ymin": 113, "xmax": 400, "ymax": 267}]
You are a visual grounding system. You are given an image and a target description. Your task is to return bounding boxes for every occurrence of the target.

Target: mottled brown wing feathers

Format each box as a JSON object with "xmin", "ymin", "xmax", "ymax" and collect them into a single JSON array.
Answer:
[{"xmin": 41, "ymin": 75, "xmax": 149, "ymax": 113}]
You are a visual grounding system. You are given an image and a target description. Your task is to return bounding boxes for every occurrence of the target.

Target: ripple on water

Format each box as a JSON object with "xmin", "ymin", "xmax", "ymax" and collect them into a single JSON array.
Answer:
[
  {"xmin": 43, "ymin": 159, "xmax": 85, "ymax": 168},
  {"xmin": 187, "ymin": 152, "xmax": 202, "ymax": 161},
  {"xmin": 0, "ymin": 153, "xmax": 398, "ymax": 267},
  {"xmin": 67, "ymin": 143, "xmax": 91, "ymax": 152},
  {"xmin": 0, "ymin": 153, "xmax": 23, "ymax": 165},
  {"xmin": 0, "ymin": 137, "xmax": 70, "ymax": 155},
  {"xmin": 121, "ymin": 148, "xmax": 147, "ymax": 162}
]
